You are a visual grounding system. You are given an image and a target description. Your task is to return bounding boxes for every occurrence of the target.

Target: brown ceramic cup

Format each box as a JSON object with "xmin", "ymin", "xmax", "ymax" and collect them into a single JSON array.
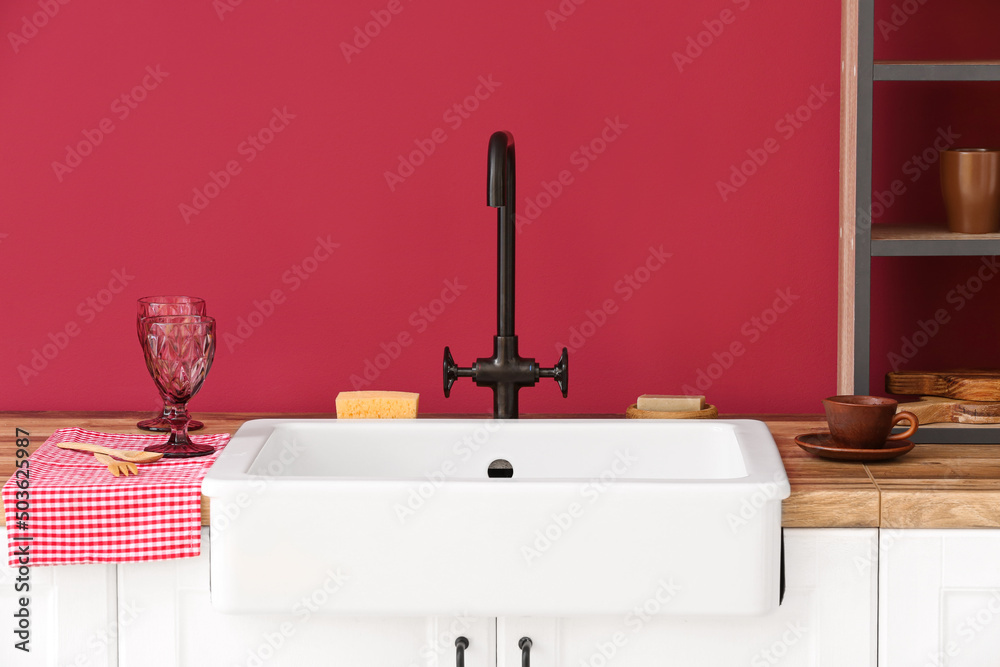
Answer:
[
  {"xmin": 823, "ymin": 396, "xmax": 918, "ymax": 449},
  {"xmin": 940, "ymin": 148, "xmax": 1000, "ymax": 234}
]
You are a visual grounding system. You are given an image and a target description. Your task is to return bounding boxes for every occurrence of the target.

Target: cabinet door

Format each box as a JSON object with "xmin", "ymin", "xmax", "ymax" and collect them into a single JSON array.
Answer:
[
  {"xmin": 118, "ymin": 528, "xmax": 494, "ymax": 666},
  {"xmin": 0, "ymin": 526, "xmax": 117, "ymax": 667},
  {"xmin": 498, "ymin": 528, "xmax": 877, "ymax": 667},
  {"xmin": 880, "ymin": 528, "xmax": 1000, "ymax": 666}
]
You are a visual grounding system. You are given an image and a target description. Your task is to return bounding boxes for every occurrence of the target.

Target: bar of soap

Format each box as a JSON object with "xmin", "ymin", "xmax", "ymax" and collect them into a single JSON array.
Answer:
[
  {"xmin": 637, "ymin": 394, "xmax": 705, "ymax": 412},
  {"xmin": 336, "ymin": 391, "xmax": 419, "ymax": 419}
]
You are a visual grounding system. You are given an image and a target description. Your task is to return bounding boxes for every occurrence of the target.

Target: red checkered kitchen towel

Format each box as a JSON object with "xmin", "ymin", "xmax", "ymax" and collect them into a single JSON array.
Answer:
[{"xmin": 3, "ymin": 428, "xmax": 229, "ymax": 566}]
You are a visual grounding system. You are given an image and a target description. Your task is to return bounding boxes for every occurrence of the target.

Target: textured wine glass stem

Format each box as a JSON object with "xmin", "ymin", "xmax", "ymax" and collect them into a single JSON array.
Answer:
[
  {"xmin": 164, "ymin": 402, "xmax": 192, "ymax": 423},
  {"xmin": 165, "ymin": 407, "xmax": 193, "ymax": 446}
]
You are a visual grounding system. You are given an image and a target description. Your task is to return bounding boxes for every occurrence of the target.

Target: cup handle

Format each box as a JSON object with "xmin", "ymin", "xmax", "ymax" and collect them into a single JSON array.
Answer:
[{"xmin": 887, "ymin": 411, "xmax": 919, "ymax": 441}]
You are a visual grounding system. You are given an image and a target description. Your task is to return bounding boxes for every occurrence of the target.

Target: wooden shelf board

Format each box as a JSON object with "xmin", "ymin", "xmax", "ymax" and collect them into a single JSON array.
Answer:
[{"xmin": 871, "ymin": 225, "xmax": 1000, "ymax": 256}]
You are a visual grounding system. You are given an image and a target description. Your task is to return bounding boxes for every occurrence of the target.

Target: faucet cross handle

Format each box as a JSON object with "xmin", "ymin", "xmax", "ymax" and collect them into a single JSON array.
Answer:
[
  {"xmin": 443, "ymin": 347, "xmax": 474, "ymax": 398},
  {"xmin": 539, "ymin": 347, "xmax": 569, "ymax": 397}
]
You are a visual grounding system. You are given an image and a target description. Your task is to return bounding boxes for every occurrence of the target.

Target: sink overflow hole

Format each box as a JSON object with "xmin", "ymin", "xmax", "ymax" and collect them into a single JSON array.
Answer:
[{"xmin": 488, "ymin": 459, "xmax": 513, "ymax": 478}]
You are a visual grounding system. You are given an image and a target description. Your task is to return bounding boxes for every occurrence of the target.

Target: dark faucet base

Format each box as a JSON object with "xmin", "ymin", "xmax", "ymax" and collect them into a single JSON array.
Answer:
[
  {"xmin": 444, "ymin": 338, "xmax": 568, "ymax": 419},
  {"xmin": 477, "ymin": 336, "xmax": 538, "ymax": 420}
]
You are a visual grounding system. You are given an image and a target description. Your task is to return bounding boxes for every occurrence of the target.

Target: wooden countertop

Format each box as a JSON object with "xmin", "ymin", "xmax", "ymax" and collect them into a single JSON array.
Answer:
[{"xmin": 1, "ymin": 412, "xmax": 998, "ymax": 529}]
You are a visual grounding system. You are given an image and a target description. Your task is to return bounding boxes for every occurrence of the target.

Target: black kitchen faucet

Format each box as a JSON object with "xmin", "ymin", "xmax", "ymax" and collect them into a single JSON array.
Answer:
[{"xmin": 443, "ymin": 131, "xmax": 569, "ymax": 419}]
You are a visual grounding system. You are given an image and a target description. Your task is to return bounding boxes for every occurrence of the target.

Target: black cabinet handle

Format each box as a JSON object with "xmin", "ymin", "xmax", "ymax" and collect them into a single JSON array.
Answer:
[
  {"xmin": 455, "ymin": 636, "xmax": 469, "ymax": 667},
  {"xmin": 518, "ymin": 637, "xmax": 532, "ymax": 667}
]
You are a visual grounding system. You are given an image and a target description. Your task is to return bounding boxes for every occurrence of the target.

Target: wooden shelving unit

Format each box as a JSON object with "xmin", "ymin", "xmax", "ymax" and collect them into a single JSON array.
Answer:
[{"xmin": 839, "ymin": 0, "xmax": 1000, "ymax": 443}]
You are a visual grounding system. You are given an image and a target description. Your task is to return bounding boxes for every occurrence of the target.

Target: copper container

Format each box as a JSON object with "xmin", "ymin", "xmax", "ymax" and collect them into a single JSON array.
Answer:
[{"xmin": 940, "ymin": 148, "xmax": 1000, "ymax": 234}]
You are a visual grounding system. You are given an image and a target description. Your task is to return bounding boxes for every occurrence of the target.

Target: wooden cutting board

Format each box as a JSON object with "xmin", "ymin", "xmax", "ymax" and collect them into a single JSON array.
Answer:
[
  {"xmin": 886, "ymin": 370, "xmax": 1000, "ymax": 401},
  {"xmin": 896, "ymin": 396, "xmax": 1000, "ymax": 424}
]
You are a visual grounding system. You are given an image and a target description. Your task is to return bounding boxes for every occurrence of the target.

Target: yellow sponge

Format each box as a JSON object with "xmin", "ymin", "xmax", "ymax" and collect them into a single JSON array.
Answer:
[{"xmin": 336, "ymin": 391, "xmax": 419, "ymax": 419}]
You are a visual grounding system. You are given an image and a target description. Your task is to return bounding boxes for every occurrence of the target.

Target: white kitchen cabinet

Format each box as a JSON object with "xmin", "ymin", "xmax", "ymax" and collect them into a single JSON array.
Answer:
[
  {"xmin": 0, "ymin": 526, "xmax": 117, "ymax": 667},
  {"xmin": 497, "ymin": 528, "xmax": 877, "ymax": 667},
  {"xmin": 118, "ymin": 528, "xmax": 494, "ymax": 666},
  {"xmin": 0, "ymin": 526, "xmax": 879, "ymax": 666},
  {"xmin": 880, "ymin": 529, "xmax": 1000, "ymax": 667}
]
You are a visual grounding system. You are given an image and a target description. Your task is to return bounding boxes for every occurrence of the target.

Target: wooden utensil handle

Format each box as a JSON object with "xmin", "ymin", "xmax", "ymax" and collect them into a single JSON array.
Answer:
[
  {"xmin": 888, "ymin": 411, "xmax": 918, "ymax": 441},
  {"xmin": 57, "ymin": 442, "xmax": 113, "ymax": 456}
]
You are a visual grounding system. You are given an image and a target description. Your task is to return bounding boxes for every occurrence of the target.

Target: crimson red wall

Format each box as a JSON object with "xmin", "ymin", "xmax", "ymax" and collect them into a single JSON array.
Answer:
[{"xmin": 1, "ymin": 0, "xmax": 843, "ymax": 414}]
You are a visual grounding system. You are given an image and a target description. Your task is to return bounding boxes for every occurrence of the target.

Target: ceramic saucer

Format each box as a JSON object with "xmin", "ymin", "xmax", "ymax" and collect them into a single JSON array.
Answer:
[{"xmin": 794, "ymin": 432, "xmax": 914, "ymax": 462}]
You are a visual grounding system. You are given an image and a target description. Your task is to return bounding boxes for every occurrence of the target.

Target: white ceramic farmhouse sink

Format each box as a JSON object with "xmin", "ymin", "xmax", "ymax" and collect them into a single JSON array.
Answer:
[{"xmin": 202, "ymin": 419, "xmax": 789, "ymax": 616}]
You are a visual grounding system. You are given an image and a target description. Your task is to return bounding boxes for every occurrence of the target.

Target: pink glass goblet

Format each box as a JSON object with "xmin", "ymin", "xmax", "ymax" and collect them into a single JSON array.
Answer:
[
  {"xmin": 139, "ymin": 315, "xmax": 216, "ymax": 458},
  {"xmin": 136, "ymin": 296, "xmax": 207, "ymax": 432}
]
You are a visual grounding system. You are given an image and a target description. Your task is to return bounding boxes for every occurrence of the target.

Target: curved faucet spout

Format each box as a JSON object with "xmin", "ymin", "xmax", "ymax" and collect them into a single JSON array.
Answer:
[
  {"xmin": 487, "ymin": 130, "xmax": 516, "ymax": 337},
  {"xmin": 487, "ymin": 130, "xmax": 515, "ymax": 208}
]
